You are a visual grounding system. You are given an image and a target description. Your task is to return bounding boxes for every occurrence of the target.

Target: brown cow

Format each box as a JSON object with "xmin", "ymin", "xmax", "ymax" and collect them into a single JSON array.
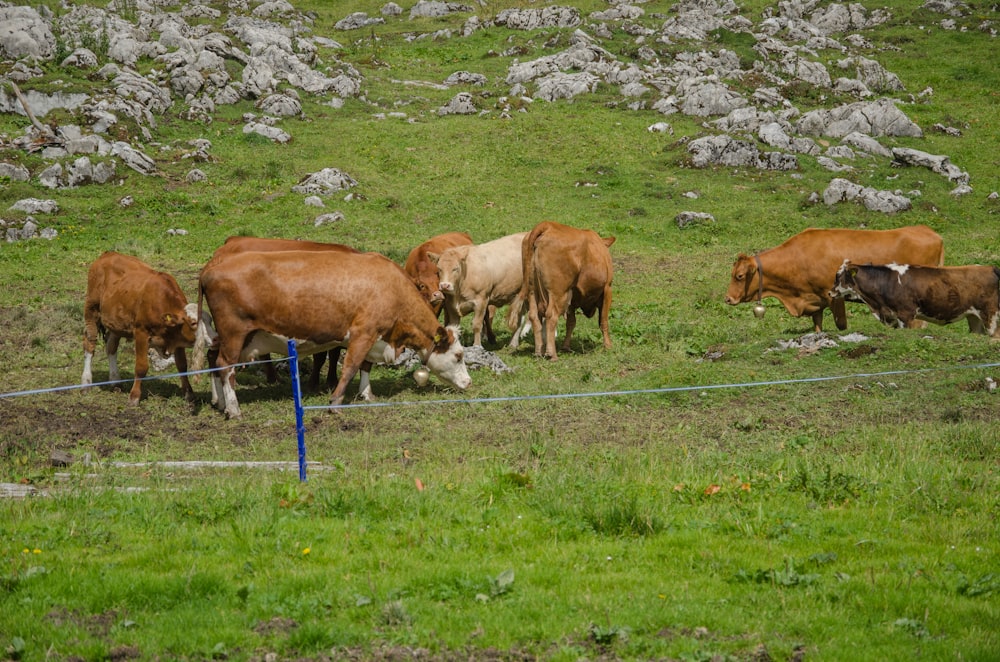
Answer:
[
  {"xmin": 725, "ymin": 226, "xmax": 944, "ymax": 332},
  {"xmin": 404, "ymin": 231, "xmax": 473, "ymax": 317},
  {"xmin": 508, "ymin": 221, "xmax": 615, "ymax": 360},
  {"xmin": 830, "ymin": 261, "xmax": 1000, "ymax": 336},
  {"xmin": 200, "ymin": 235, "xmax": 360, "ymax": 391},
  {"xmin": 82, "ymin": 251, "xmax": 214, "ymax": 404},
  {"xmin": 198, "ymin": 250, "xmax": 471, "ymax": 418}
]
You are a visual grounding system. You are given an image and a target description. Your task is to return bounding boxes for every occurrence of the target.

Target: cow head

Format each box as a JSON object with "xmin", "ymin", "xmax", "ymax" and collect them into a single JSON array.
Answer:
[
  {"xmin": 429, "ymin": 246, "xmax": 469, "ymax": 295},
  {"xmin": 724, "ymin": 254, "xmax": 759, "ymax": 305},
  {"xmin": 829, "ymin": 260, "xmax": 860, "ymax": 300},
  {"xmin": 420, "ymin": 325, "xmax": 471, "ymax": 391}
]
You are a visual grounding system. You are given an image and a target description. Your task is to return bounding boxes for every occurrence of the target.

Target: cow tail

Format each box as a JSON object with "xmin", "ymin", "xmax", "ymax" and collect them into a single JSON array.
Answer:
[
  {"xmin": 508, "ymin": 226, "xmax": 541, "ymax": 330},
  {"xmin": 190, "ymin": 279, "xmax": 209, "ymax": 376}
]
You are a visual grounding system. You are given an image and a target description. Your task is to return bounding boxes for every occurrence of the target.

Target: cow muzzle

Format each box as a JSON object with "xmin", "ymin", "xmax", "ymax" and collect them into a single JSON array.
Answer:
[
  {"xmin": 429, "ymin": 290, "xmax": 444, "ymax": 304},
  {"xmin": 439, "ymin": 282, "xmax": 453, "ymax": 293}
]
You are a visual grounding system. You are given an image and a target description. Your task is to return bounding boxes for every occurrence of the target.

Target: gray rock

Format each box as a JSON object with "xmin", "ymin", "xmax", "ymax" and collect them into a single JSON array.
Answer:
[
  {"xmin": 304, "ymin": 196, "xmax": 325, "ymax": 208},
  {"xmin": 186, "ymin": 169, "xmax": 207, "ymax": 183},
  {"xmin": 688, "ymin": 134, "xmax": 798, "ymax": 171},
  {"xmin": 444, "ymin": 71, "xmax": 487, "ymax": 87},
  {"xmin": 382, "ymin": 3, "xmax": 404, "ymax": 17},
  {"xmin": 409, "ymin": 1, "xmax": 474, "ymax": 19},
  {"xmin": 61, "ymin": 48, "xmax": 99, "ymax": 69},
  {"xmin": 9, "ymin": 198, "xmax": 58, "ymax": 214},
  {"xmin": 0, "ymin": 163, "xmax": 30, "ymax": 182},
  {"xmin": 797, "ymin": 98, "xmax": 923, "ymax": 138},
  {"xmin": 495, "ymin": 6, "xmax": 581, "ymax": 30},
  {"xmin": 38, "ymin": 164, "xmax": 64, "ymax": 189},
  {"xmin": 243, "ymin": 121, "xmax": 292, "ymax": 143},
  {"xmin": 293, "ymin": 168, "xmax": 358, "ymax": 196},
  {"xmin": 111, "ymin": 142, "xmax": 157, "ymax": 175},
  {"xmin": 675, "ymin": 211, "xmax": 715, "ymax": 228},
  {"xmin": 822, "ymin": 177, "xmax": 912, "ymax": 213},
  {"xmin": 891, "ymin": 147, "xmax": 969, "ymax": 184},
  {"xmin": 335, "ymin": 12, "xmax": 386, "ymax": 30},
  {"xmin": 533, "ymin": 72, "xmax": 599, "ymax": 102},
  {"xmin": 438, "ymin": 92, "xmax": 478, "ymax": 115},
  {"xmin": 840, "ymin": 131, "xmax": 892, "ymax": 158},
  {"xmin": 314, "ymin": 211, "xmax": 346, "ymax": 227},
  {"xmin": 0, "ymin": 6, "xmax": 56, "ymax": 60},
  {"xmin": 950, "ymin": 184, "xmax": 974, "ymax": 196},
  {"xmin": 257, "ymin": 92, "xmax": 302, "ymax": 116}
]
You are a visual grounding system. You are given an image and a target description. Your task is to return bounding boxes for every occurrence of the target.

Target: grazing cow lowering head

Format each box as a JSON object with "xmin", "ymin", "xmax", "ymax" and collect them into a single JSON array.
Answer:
[
  {"xmin": 725, "ymin": 226, "xmax": 944, "ymax": 332},
  {"xmin": 830, "ymin": 260, "xmax": 1000, "ymax": 335},
  {"xmin": 198, "ymin": 250, "xmax": 472, "ymax": 419},
  {"xmin": 82, "ymin": 251, "xmax": 209, "ymax": 405}
]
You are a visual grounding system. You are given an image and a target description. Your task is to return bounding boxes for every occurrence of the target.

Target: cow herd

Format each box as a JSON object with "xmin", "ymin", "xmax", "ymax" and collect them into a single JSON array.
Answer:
[
  {"xmin": 80, "ymin": 221, "xmax": 616, "ymax": 418},
  {"xmin": 81, "ymin": 221, "xmax": 998, "ymax": 418}
]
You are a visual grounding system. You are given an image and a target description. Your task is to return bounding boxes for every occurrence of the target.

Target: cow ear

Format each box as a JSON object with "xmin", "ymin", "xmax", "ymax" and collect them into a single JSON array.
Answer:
[
  {"xmin": 164, "ymin": 313, "xmax": 174, "ymax": 325},
  {"xmin": 848, "ymin": 267, "xmax": 858, "ymax": 278},
  {"xmin": 426, "ymin": 252, "xmax": 439, "ymax": 264},
  {"xmin": 603, "ymin": 236, "xmax": 616, "ymax": 247}
]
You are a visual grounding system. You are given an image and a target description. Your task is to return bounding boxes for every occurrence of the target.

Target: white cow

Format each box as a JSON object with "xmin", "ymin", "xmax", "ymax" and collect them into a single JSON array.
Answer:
[{"xmin": 428, "ymin": 232, "xmax": 530, "ymax": 348}]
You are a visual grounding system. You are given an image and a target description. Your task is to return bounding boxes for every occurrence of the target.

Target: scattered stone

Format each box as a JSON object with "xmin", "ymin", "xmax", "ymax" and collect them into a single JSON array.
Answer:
[
  {"xmin": 0, "ymin": 163, "xmax": 30, "ymax": 182},
  {"xmin": 9, "ymin": 198, "xmax": 58, "ymax": 214},
  {"xmin": 304, "ymin": 196, "xmax": 325, "ymax": 208},
  {"xmin": 675, "ymin": 211, "xmax": 715, "ymax": 228},
  {"xmin": 186, "ymin": 169, "xmax": 207, "ymax": 183},
  {"xmin": 438, "ymin": 92, "xmax": 477, "ymax": 115},
  {"xmin": 243, "ymin": 121, "xmax": 292, "ymax": 143},
  {"xmin": 294, "ymin": 168, "xmax": 358, "ymax": 196},
  {"xmin": 822, "ymin": 178, "xmax": 912, "ymax": 213},
  {"xmin": 891, "ymin": 147, "xmax": 969, "ymax": 184},
  {"xmin": 314, "ymin": 211, "xmax": 346, "ymax": 227}
]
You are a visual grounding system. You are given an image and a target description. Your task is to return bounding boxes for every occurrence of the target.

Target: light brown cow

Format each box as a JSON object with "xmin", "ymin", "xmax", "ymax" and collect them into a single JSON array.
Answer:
[
  {"xmin": 82, "ymin": 251, "xmax": 213, "ymax": 404},
  {"xmin": 428, "ymin": 232, "xmax": 529, "ymax": 348},
  {"xmin": 404, "ymin": 231, "xmax": 473, "ymax": 317},
  {"xmin": 198, "ymin": 250, "xmax": 471, "ymax": 418},
  {"xmin": 200, "ymin": 236, "xmax": 360, "ymax": 391},
  {"xmin": 725, "ymin": 226, "xmax": 944, "ymax": 332},
  {"xmin": 830, "ymin": 261, "xmax": 1000, "ymax": 336},
  {"xmin": 509, "ymin": 221, "xmax": 615, "ymax": 360}
]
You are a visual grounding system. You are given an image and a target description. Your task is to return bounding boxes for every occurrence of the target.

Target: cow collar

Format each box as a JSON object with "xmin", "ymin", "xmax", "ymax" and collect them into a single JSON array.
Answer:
[{"xmin": 753, "ymin": 254, "xmax": 764, "ymax": 303}]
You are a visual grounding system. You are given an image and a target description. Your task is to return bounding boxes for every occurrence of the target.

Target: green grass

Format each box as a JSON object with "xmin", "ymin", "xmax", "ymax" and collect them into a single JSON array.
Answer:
[{"xmin": 2, "ymin": 0, "xmax": 1000, "ymax": 659}]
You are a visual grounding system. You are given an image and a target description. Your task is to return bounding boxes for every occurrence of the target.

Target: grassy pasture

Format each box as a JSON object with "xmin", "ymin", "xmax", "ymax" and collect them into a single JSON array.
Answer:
[{"xmin": 1, "ymin": 0, "xmax": 999, "ymax": 660}]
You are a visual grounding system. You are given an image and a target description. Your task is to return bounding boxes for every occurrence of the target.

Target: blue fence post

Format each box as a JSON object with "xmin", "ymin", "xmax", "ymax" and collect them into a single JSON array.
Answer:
[{"xmin": 287, "ymin": 340, "xmax": 307, "ymax": 482}]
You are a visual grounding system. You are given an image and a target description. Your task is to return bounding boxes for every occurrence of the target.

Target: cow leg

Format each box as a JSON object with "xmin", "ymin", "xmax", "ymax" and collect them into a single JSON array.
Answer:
[
  {"xmin": 129, "ymin": 331, "xmax": 150, "ymax": 405},
  {"xmin": 326, "ymin": 348, "xmax": 341, "ymax": 390},
  {"xmin": 308, "ymin": 351, "xmax": 327, "ymax": 392},
  {"xmin": 547, "ymin": 294, "xmax": 570, "ymax": 360},
  {"xmin": 82, "ymin": 307, "xmax": 100, "ymax": 385},
  {"xmin": 331, "ymin": 337, "xmax": 376, "ymax": 407},
  {"xmin": 174, "ymin": 347, "xmax": 194, "ymax": 402},
  {"xmin": 106, "ymin": 332, "xmax": 122, "ymax": 384},
  {"xmin": 484, "ymin": 304, "xmax": 498, "ymax": 347},
  {"xmin": 831, "ymin": 298, "xmax": 848, "ymax": 331},
  {"xmin": 810, "ymin": 310, "xmax": 824, "ymax": 333},
  {"xmin": 471, "ymin": 300, "xmax": 488, "ymax": 347},
  {"xmin": 356, "ymin": 360, "xmax": 374, "ymax": 401},
  {"xmin": 969, "ymin": 318, "xmax": 986, "ymax": 334},
  {"xmin": 262, "ymin": 354, "xmax": 279, "ymax": 383},
  {"xmin": 215, "ymin": 337, "xmax": 246, "ymax": 419},
  {"xmin": 598, "ymin": 288, "xmax": 613, "ymax": 349}
]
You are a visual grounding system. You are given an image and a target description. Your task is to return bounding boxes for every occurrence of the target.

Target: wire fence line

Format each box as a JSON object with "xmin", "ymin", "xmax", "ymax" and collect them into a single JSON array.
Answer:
[{"xmin": 4, "ymin": 342, "xmax": 999, "ymax": 482}]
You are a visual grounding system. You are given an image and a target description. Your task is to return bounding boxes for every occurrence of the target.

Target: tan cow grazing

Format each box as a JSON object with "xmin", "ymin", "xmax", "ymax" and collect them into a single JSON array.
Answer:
[
  {"xmin": 198, "ymin": 250, "xmax": 471, "ymax": 419},
  {"xmin": 830, "ymin": 261, "xmax": 1000, "ymax": 336},
  {"xmin": 508, "ymin": 221, "xmax": 615, "ymax": 360},
  {"xmin": 404, "ymin": 231, "xmax": 473, "ymax": 317},
  {"xmin": 428, "ymin": 232, "xmax": 529, "ymax": 348},
  {"xmin": 82, "ymin": 251, "xmax": 214, "ymax": 405},
  {"xmin": 725, "ymin": 226, "xmax": 944, "ymax": 332},
  {"xmin": 199, "ymin": 235, "xmax": 360, "ymax": 391}
]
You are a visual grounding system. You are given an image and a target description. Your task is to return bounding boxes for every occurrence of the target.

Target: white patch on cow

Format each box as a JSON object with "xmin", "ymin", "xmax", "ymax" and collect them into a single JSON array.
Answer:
[
  {"xmin": 421, "ymin": 326, "xmax": 471, "ymax": 391},
  {"xmin": 82, "ymin": 351, "xmax": 94, "ymax": 385},
  {"xmin": 887, "ymin": 263, "xmax": 909, "ymax": 284}
]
